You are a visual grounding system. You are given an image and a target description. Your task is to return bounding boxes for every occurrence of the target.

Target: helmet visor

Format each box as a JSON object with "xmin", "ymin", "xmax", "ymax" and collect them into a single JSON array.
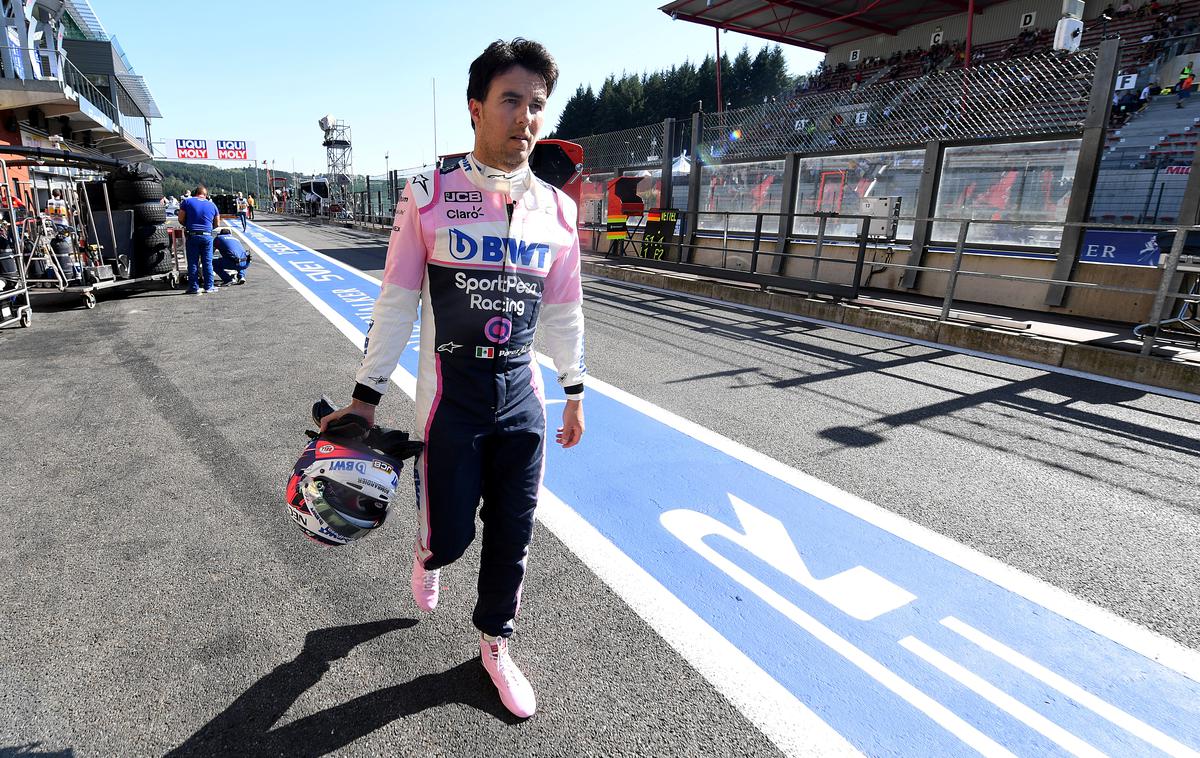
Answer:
[{"xmin": 303, "ymin": 478, "xmax": 388, "ymax": 538}]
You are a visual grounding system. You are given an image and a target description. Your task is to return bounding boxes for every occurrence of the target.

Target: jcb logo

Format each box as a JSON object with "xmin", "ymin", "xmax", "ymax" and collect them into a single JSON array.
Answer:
[{"xmin": 444, "ymin": 191, "xmax": 482, "ymax": 203}]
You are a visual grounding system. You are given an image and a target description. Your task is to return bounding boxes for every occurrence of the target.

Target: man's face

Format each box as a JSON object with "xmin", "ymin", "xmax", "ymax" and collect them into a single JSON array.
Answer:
[{"xmin": 470, "ymin": 65, "xmax": 547, "ymax": 172}]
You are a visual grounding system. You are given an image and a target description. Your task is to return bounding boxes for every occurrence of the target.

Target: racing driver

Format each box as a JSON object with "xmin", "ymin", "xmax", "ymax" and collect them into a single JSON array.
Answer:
[{"xmin": 320, "ymin": 38, "xmax": 585, "ymax": 718}]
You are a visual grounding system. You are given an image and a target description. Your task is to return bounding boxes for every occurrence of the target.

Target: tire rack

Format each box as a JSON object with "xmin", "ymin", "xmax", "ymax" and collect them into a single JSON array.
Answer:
[
  {"xmin": 0, "ymin": 159, "xmax": 33, "ymax": 329},
  {"xmin": 12, "ymin": 158, "xmax": 184, "ymax": 311}
]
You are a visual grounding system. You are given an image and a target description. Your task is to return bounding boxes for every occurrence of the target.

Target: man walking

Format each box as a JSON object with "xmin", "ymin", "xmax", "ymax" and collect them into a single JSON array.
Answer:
[
  {"xmin": 176, "ymin": 184, "xmax": 220, "ymax": 294},
  {"xmin": 235, "ymin": 192, "xmax": 249, "ymax": 231},
  {"xmin": 320, "ymin": 38, "xmax": 585, "ymax": 718}
]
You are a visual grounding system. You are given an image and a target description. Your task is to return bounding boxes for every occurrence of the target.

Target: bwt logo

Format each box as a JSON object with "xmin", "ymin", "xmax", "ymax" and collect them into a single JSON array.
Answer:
[
  {"xmin": 216, "ymin": 140, "xmax": 248, "ymax": 159},
  {"xmin": 448, "ymin": 229, "xmax": 551, "ymax": 268},
  {"xmin": 328, "ymin": 460, "xmax": 367, "ymax": 474},
  {"xmin": 176, "ymin": 138, "xmax": 207, "ymax": 159}
]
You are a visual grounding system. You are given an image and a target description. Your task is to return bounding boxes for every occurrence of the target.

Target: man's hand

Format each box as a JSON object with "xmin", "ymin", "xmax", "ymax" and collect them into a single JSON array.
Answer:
[
  {"xmin": 319, "ymin": 398, "xmax": 377, "ymax": 433},
  {"xmin": 556, "ymin": 400, "xmax": 584, "ymax": 448}
]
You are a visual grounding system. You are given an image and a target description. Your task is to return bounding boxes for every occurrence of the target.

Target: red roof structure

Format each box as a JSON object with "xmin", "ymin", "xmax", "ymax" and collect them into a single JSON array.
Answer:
[{"xmin": 658, "ymin": 0, "xmax": 1007, "ymax": 53}]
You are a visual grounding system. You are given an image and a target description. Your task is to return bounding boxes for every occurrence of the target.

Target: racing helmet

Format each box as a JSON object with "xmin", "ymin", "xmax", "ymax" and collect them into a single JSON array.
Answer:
[{"xmin": 286, "ymin": 436, "xmax": 401, "ymax": 546}]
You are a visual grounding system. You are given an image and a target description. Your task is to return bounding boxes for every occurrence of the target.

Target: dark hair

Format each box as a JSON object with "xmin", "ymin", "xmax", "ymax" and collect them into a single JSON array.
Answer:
[
  {"xmin": 467, "ymin": 38, "xmax": 558, "ymax": 127},
  {"xmin": 194, "ymin": 184, "xmax": 206, "ymax": 196}
]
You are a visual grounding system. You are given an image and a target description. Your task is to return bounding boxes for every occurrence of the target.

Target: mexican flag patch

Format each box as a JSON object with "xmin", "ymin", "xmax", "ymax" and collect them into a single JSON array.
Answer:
[{"xmin": 476, "ymin": 346, "xmax": 494, "ymax": 358}]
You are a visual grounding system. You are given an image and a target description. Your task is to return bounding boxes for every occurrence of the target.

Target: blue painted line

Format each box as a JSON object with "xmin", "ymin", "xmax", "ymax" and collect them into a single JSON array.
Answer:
[{"xmin": 243, "ymin": 220, "xmax": 1200, "ymax": 757}]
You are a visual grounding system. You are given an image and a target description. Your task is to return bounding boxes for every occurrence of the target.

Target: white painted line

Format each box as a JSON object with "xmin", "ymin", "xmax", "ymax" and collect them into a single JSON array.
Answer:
[
  {"xmin": 584, "ymin": 273, "xmax": 1200, "ymax": 405},
  {"xmin": 234, "ymin": 228, "xmax": 414, "ymax": 395},
  {"xmin": 900, "ymin": 636, "xmax": 1106, "ymax": 758},
  {"xmin": 238, "ymin": 224, "xmax": 850, "ymax": 758},
  {"xmin": 536, "ymin": 352, "xmax": 1200, "ymax": 684},
  {"xmin": 942, "ymin": 617, "xmax": 1200, "ymax": 757}
]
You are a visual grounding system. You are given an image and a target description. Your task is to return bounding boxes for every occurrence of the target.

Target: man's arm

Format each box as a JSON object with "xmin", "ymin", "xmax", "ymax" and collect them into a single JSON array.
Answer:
[
  {"xmin": 176, "ymin": 208, "xmax": 186, "ymax": 225},
  {"xmin": 540, "ymin": 192, "xmax": 587, "ymax": 448},
  {"xmin": 321, "ymin": 180, "xmax": 427, "ymax": 431}
]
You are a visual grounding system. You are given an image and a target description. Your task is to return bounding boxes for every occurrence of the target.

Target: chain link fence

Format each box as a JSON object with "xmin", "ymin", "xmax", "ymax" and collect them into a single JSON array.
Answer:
[
  {"xmin": 574, "ymin": 123, "xmax": 675, "ymax": 172},
  {"xmin": 700, "ymin": 49, "xmax": 1099, "ymax": 162}
]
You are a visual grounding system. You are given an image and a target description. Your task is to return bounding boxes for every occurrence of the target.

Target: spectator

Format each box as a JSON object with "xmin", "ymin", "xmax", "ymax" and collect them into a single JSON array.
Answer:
[
  {"xmin": 1116, "ymin": 0, "xmax": 1135, "ymax": 17},
  {"xmin": 1141, "ymin": 81, "xmax": 1155, "ymax": 108},
  {"xmin": 212, "ymin": 228, "xmax": 250, "ymax": 286},
  {"xmin": 1178, "ymin": 71, "xmax": 1194, "ymax": 107},
  {"xmin": 246, "ymin": 193, "xmax": 255, "ymax": 220}
]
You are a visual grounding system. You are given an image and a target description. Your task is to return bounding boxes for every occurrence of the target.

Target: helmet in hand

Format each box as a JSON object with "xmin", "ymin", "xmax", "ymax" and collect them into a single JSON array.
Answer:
[{"xmin": 286, "ymin": 436, "xmax": 401, "ymax": 546}]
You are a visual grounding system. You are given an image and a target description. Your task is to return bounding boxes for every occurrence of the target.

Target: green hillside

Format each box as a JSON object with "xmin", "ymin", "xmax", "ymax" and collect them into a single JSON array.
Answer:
[{"xmin": 153, "ymin": 160, "xmax": 295, "ymax": 200}]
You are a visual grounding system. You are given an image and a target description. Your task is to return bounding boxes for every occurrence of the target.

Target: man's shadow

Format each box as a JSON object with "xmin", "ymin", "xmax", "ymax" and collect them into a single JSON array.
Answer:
[{"xmin": 168, "ymin": 618, "xmax": 519, "ymax": 758}]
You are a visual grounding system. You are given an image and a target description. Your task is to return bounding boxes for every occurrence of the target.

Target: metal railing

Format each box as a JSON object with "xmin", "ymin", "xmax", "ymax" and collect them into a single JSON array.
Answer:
[
  {"xmin": 601, "ymin": 208, "xmax": 1199, "ymax": 357},
  {"xmin": 61, "ymin": 58, "xmax": 118, "ymax": 125}
]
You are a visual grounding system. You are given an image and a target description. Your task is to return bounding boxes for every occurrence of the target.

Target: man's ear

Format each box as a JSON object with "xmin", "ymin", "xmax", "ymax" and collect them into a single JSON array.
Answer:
[{"xmin": 468, "ymin": 98, "xmax": 482, "ymax": 128}]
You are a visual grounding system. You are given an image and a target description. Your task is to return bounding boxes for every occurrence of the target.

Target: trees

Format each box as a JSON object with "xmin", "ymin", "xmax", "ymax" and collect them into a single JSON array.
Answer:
[{"xmin": 552, "ymin": 44, "xmax": 796, "ymax": 139}]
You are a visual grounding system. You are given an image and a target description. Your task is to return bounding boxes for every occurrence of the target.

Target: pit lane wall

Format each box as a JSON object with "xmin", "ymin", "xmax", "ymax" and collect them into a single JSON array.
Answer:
[{"xmin": 582, "ymin": 231, "xmax": 1164, "ymax": 324}]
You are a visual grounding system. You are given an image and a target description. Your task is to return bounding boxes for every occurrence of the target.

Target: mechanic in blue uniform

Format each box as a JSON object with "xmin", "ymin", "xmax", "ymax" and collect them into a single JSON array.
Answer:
[
  {"xmin": 212, "ymin": 229, "xmax": 250, "ymax": 286},
  {"xmin": 176, "ymin": 184, "xmax": 221, "ymax": 294}
]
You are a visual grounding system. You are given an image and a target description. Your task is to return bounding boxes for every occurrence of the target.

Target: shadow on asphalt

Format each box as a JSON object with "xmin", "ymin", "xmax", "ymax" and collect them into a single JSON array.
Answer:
[
  {"xmin": 167, "ymin": 618, "xmax": 517, "ymax": 757},
  {"xmin": 0, "ymin": 745, "xmax": 75, "ymax": 757}
]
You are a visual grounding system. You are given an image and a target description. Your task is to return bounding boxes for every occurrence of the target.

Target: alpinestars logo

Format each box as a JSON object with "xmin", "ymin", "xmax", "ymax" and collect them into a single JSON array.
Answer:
[
  {"xmin": 409, "ymin": 174, "xmax": 428, "ymax": 193},
  {"xmin": 437, "ymin": 342, "xmax": 462, "ymax": 354}
]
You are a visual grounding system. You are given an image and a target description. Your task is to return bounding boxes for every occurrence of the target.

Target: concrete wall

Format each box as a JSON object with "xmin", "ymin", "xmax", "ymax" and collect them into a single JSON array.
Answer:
[{"xmin": 620, "ymin": 230, "xmax": 1163, "ymax": 323}]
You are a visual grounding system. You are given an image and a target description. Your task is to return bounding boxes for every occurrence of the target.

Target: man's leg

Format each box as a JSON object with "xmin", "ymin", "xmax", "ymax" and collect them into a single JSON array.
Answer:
[
  {"xmin": 412, "ymin": 402, "xmax": 488, "ymax": 610},
  {"xmin": 213, "ymin": 256, "xmax": 233, "ymax": 285},
  {"xmin": 185, "ymin": 237, "xmax": 200, "ymax": 292},
  {"xmin": 474, "ymin": 387, "xmax": 544, "ymax": 719},
  {"xmin": 474, "ymin": 425, "xmax": 543, "ymax": 638},
  {"xmin": 201, "ymin": 237, "xmax": 215, "ymax": 291}
]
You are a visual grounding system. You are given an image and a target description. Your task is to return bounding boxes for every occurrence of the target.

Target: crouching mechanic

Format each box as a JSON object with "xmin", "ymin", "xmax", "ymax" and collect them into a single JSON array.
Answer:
[
  {"xmin": 213, "ymin": 228, "xmax": 250, "ymax": 285},
  {"xmin": 319, "ymin": 38, "xmax": 585, "ymax": 718}
]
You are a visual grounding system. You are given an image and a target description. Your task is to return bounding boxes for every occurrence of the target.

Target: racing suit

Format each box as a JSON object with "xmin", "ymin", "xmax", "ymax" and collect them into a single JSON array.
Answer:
[{"xmin": 352, "ymin": 153, "xmax": 586, "ymax": 638}]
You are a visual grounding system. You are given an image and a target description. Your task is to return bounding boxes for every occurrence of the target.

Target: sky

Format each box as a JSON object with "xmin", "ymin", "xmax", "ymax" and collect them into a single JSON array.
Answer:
[{"xmin": 91, "ymin": 0, "xmax": 822, "ymax": 177}]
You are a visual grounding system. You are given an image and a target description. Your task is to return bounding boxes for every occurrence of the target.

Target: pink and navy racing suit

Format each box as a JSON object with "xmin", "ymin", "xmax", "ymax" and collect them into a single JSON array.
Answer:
[{"xmin": 352, "ymin": 153, "xmax": 586, "ymax": 637}]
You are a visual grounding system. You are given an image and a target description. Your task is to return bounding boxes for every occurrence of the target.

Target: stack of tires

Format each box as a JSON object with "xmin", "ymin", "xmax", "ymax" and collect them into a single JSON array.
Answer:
[{"xmin": 107, "ymin": 162, "xmax": 171, "ymax": 278}]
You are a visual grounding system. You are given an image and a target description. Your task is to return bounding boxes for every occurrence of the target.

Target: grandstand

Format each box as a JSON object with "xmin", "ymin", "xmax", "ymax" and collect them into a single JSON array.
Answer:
[{"xmin": 556, "ymin": 1, "xmax": 1200, "ymax": 334}]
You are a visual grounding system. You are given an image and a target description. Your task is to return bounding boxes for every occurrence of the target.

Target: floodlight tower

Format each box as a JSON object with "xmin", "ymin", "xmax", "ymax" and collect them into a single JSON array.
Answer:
[{"xmin": 319, "ymin": 114, "xmax": 354, "ymax": 210}]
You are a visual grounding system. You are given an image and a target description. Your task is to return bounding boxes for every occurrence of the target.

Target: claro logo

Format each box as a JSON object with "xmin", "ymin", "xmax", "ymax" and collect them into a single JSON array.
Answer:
[{"xmin": 447, "ymin": 229, "xmax": 551, "ymax": 269}]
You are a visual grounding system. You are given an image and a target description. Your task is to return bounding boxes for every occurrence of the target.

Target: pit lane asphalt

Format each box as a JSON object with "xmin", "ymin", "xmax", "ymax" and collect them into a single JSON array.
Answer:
[{"xmin": 1, "ymin": 215, "xmax": 1197, "ymax": 757}]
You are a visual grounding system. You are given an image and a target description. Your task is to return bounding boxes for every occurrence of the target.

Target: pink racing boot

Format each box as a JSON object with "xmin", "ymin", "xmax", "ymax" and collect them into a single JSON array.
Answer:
[
  {"xmin": 410, "ymin": 552, "xmax": 440, "ymax": 612},
  {"xmin": 480, "ymin": 634, "xmax": 537, "ymax": 718}
]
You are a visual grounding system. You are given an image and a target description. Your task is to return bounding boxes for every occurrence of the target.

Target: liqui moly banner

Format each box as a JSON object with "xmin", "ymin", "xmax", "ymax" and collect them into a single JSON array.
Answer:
[{"xmin": 173, "ymin": 139, "xmax": 257, "ymax": 161}]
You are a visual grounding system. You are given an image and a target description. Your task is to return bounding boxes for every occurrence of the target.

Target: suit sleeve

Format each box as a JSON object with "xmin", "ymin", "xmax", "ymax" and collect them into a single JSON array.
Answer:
[
  {"xmin": 539, "ymin": 192, "xmax": 587, "ymax": 397},
  {"xmin": 352, "ymin": 183, "xmax": 426, "ymax": 405}
]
